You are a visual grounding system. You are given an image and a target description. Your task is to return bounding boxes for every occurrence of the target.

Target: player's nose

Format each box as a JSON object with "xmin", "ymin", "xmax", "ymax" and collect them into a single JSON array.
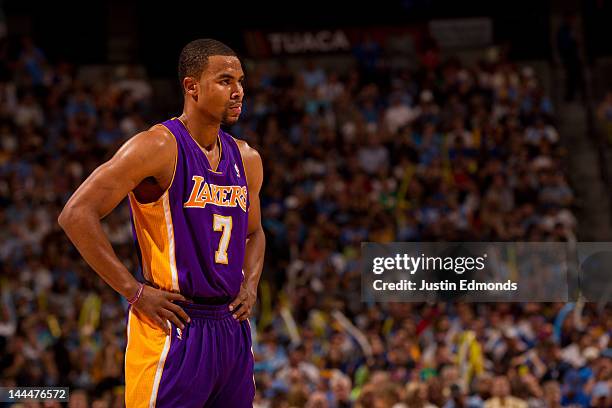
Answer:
[{"xmin": 231, "ymin": 83, "xmax": 244, "ymax": 99}]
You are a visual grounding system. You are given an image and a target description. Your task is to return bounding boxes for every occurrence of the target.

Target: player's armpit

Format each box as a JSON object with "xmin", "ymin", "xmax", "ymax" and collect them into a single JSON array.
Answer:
[{"xmin": 60, "ymin": 125, "xmax": 176, "ymax": 220}]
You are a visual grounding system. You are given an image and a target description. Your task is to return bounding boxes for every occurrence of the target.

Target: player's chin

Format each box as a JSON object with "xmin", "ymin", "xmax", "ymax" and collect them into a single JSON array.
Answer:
[{"xmin": 221, "ymin": 114, "xmax": 240, "ymax": 126}]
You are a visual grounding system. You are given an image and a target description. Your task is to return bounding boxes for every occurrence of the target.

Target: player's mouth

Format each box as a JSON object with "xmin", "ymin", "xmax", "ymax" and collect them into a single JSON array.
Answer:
[{"xmin": 228, "ymin": 103, "xmax": 242, "ymax": 115}]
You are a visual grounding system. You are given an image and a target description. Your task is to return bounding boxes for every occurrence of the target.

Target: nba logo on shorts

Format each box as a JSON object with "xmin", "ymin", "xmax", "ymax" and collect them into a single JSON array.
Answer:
[{"xmin": 176, "ymin": 327, "xmax": 183, "ymax": 340}]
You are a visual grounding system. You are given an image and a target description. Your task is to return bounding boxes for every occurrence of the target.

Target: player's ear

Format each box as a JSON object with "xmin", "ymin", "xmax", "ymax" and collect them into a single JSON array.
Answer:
[{"xmin": 183, "ymin": 76, "xmax": 199, "ymax": 97}]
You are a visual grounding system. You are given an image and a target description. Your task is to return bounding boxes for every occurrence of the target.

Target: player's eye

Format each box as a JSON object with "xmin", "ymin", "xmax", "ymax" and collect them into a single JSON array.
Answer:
[{"xmin": 221, "ymin": 79, "xmax": 230, "ymax": 85}]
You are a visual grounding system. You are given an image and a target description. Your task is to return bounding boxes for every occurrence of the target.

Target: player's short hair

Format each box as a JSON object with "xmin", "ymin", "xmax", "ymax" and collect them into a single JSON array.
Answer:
[{"xmin": 178, "ymin": 39, "xmax": 237, "ymax": 89}]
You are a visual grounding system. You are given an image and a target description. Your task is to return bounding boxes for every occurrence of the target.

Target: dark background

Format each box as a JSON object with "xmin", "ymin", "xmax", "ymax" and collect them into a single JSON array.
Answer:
[{"xmin": 2, "ymin": 0, "xmax": 571, "ymax": 72}]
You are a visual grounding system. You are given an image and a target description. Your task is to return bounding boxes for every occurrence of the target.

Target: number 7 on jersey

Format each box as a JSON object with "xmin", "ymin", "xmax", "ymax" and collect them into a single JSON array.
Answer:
[{"xmin": 213, "ymin": 214, "xmax": 232, "ymax": 264}]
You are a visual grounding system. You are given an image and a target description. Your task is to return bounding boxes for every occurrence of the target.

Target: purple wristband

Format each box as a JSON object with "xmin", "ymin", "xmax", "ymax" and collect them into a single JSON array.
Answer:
[{"xmin": 127, "ymin": 282, "xmax": 145, "ymax": 305}]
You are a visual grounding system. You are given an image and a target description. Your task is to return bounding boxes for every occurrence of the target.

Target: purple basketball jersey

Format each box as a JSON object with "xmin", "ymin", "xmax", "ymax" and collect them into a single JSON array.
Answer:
[
  {"xmin": 166, "ymin": 117, "xmax": 249, "ymax": 298},
  {"xmin": 129, "ymin": 117, "xmax": 249, "ymax": 300}
]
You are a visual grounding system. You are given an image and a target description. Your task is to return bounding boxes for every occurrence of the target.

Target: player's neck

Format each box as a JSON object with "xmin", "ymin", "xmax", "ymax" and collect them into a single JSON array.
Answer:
[{"xmin": 179, "ymin": 111, "xmax": 220, "ymax": 150}]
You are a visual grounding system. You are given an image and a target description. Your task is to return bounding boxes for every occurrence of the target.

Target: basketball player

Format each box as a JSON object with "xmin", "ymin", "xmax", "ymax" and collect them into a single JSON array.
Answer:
[{"xmin": 58, "ymin": 39, "xmax": 264, "ymax": 407}]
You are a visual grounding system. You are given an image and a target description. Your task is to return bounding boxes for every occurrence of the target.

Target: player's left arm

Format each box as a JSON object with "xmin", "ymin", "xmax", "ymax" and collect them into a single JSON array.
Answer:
[{"xmin": 230, "ymin": 140, "xmax": 265, "ymax": 321}]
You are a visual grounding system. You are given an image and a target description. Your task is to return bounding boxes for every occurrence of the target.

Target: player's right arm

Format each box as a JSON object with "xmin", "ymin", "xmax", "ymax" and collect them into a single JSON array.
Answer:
[{"xmin": 58, "ymin": 126, "xmax": 190, "ymax": 334}]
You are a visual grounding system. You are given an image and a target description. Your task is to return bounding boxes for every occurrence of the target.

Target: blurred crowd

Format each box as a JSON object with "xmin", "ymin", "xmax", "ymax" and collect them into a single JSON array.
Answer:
[{"xmin": 0, "ymin": 35, "xmax": 610, "ymax": 408}]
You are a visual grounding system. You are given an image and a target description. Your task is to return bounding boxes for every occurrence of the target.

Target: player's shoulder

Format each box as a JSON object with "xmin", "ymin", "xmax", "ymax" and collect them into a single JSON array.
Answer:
[
  {"xmin": 141, "ymin": 123, "xmax": 176, "ymax": 149},
  {"xmin": 123, "ymin": 124, "xmax": 176, "ymax": 154},
  {"xmin": 116, "ymin": 124, "xmax": 176, "ymax": 167},
  {"xmin": 231, "ymin": 136, "xmax": 261, "ymax": 164},
  {"xmin": 230, "ymin": 136, "xmax": 262, "ymax": 187}
]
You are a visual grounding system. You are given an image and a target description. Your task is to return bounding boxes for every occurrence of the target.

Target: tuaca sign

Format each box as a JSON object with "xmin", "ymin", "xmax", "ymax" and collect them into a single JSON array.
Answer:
[
  {"xmin": 267, "ymin": 30, "xmax": 351, "ymax": 54},
  {"xmin": 244, "ymin": 29, "xmax": 353, "ymax": 57},
  {"xmin": 243, "ymin": 26, "xmax": 423, "ymax": 58}
]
